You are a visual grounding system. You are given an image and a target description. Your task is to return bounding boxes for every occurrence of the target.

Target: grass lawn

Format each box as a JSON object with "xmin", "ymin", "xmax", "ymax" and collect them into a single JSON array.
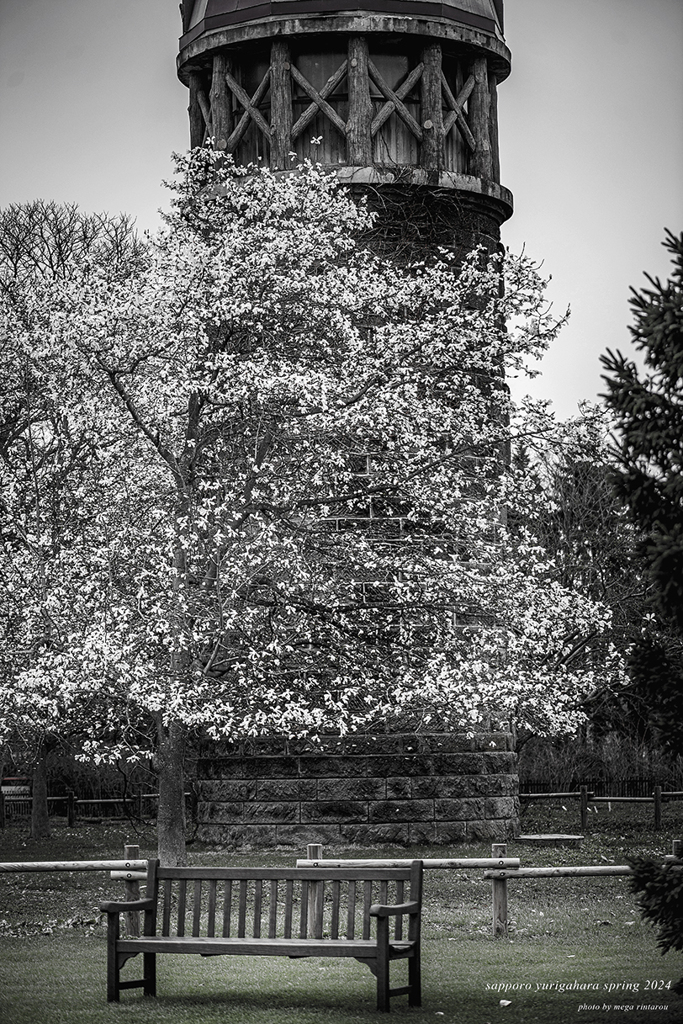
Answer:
[{"xmin": 0, "ymin": 802, "xmax": 681, "ymax": 1024}]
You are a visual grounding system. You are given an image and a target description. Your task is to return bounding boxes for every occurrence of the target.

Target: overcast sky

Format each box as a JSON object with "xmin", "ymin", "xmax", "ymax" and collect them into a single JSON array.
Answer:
[{"xmin": 1, "ymin": 0, "xmax": 681, "ymax": 419}]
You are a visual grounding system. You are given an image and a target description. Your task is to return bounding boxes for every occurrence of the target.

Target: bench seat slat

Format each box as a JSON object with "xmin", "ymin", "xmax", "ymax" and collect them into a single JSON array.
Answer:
[{"xmin": 117, "ymin": 936, "xmax": 416, "ymax": 958}]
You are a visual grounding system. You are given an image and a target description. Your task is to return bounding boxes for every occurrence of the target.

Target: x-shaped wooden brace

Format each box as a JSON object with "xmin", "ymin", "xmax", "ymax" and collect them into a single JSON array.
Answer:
[
  {"xmin": 441, "ymin": 72, "xmax": 476, "ymax": 151},
  {"xmin": 224, "ymin": 68, "xmax": 272, "ymax": 152},
  {"xmin": 290, "ymin": 61, "xmax": 348, "ymax": 140},
  {"xmin": 368, "ymin": 60, "xmax": 424, "ymax": 141}
]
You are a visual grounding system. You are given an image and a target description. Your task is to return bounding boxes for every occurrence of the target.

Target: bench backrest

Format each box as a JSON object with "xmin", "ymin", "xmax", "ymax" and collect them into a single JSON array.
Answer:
[{"xmin": 144, "ymin": 862, "xmax": 422, "ymax": 942}]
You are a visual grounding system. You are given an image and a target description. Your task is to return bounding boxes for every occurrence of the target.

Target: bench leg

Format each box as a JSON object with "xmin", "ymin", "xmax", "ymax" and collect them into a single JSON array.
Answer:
[
  {"xmin": 143, "ymin": 952, "xmax": 156, "ymax": 997},
  {"xmin": 408, "ymin": 946, "xmax": 421, "ymax": 1007},
  {"xmin": 376, "ymin": 918, "xmax": 390, "ymax": 1011},
  {"xmin": 106, "ymin": 915, "xmax": 120, "ymax": 1002}
]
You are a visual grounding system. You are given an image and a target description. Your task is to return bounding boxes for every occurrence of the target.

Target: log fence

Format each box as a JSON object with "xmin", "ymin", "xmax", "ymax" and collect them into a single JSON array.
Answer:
[
  {"xmin": 303, "ymin": 840, "xmax": 682, "ymax": 940},
  {"xmin": 0, "ymin": 790, "xmax": 196, "ymax": 827},
  {"xmin": 2, "ymin": 839, "xmax": 682, "ymax": 944},
  {"xmin": 0, "ymin": 844, "xmax": 148, "ymax": 938},
  {"xmin": 520, "ymin": 784, "xmax": 683, "ymax": 830}
]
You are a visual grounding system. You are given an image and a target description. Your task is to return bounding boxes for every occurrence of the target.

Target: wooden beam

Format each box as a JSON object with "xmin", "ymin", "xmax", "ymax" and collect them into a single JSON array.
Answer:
[
  {"xmin": 346, "ymin": 37, "xmax": 372, "ymax": 165},
  {"xmin": 290, "ymin": 63, "xmax": 347, "ymax": 138},
  {"xmin": 291, "ymin": 60, "xmax": 348, "ymax": 141},
  {"xmin": 348, "ymin": 37, "xmax": 374, "ymax": 163},
  {"xmin": 210, "ymin": 54, "xmax": 232, "ymax": 152},
  {"xmin": 468, "ymin": 55, "xmax": 493, "ymax": 179},
  {"xmin": 420, "ymin": 42, "xmax": 444, "ymax": 173},
  {"xmin": 188, "ymin": 72, "xmax": 206, "ymax": 149},
  {"xmin": 270, "ymin": 40, "xmax": 293, "ymax": 170},
  {"xmin": 488, "ymin": 69, "xmax": 500, "ymax": 182},
  {"xmin": 441, "ymin": 72, "xmax": 476, "ymax": 150},
  {"xmin": 225, "ymin": 68, "xmax": 271, "ymax": 152},
  {"xmin": 369, "ymin": 60, "xmax": 424, "ymax": 140}
]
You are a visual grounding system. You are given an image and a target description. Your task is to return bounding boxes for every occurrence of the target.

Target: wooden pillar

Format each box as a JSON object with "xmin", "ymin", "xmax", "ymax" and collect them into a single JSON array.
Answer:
[
  {"xmin": 346, "ymin": 36, "xmax": 372, "ymax": 165},
  {"xmin": 654, "ymin": 785, "xmax": 662, "ymax": 830},
  {"xmin": 123, "ymin": 843, "xmax": 141, "ymax": 937},
  {"xmin": 580, "ymin": 785, "xmax": 589, "ymax": 831},
  {"xmin": 469, "ymin": 56, "xmax": 492, "ymax": 179},
  {"xmin": 420, "ymin": 42, "xmax": 444, "ymax": 175},
  {"xmin": 488, "ymin": 70, "xmax": 500, "ymax": 183},
  {"xmin": 67, "ymin": 790, "xmax": 76, "ymax": 827},
  {"xmin": 270, "ymin": 40, "xmax": 292, "ymax": 170},
  {"xmin": 306, "ymin": 844, "xmax": 324, "ymax": 938},
  {"xmin": 188, "ymin": 72, "xmax": 207, "ymax": 149},
  {"xmin": 491, "ymin": 843, "xmax": 508, "ymax": 937},
  {"xmin": 210, "ymin": 54, "xmax": 232, "ymax": 152}
]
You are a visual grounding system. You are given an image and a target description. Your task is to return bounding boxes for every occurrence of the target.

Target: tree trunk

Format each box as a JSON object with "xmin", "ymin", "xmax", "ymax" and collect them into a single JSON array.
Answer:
[
  {"xmin": 156, "ymin": 717, "xmax": 187, "ymax": 865},
  {"xmin": 30, "ymin": 740, "xmax": 51, "ymax": 840}
]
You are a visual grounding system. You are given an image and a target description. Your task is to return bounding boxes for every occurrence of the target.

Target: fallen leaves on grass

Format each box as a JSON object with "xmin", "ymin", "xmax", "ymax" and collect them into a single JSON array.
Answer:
[{"xmin": 0, "ymin": 913, "xmax": 104, "ymax": 938}]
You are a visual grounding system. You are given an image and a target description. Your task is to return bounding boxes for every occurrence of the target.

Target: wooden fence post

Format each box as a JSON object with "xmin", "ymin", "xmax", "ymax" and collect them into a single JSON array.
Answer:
[
  {"xmin": 67, "ymin": 791, "xmax": 76, "ymax": 827},
  {"xmin": 0, "ymin": 790, "xmax": 5, "ymax": 829},
  {"xmin": 307, "ymin": 843, "xmax": 324, "ymax": 938},
  {"xmin": 123, "ymin": 843, "xmax": 141, "ymax": 937},
  {"xmin": 491, "ymin": 843, "xmax": 508, "ymax": 937},
  {"xmin": 580, "ymin": 786, "xmax": 588, "ymax": 831},
  {"xmin": 673, "ymin": 839, "xmax": 682, "ymax": 858},
  {"xmin": 654, "ymin": 786, "xmax": 662, "ymax": 830}
]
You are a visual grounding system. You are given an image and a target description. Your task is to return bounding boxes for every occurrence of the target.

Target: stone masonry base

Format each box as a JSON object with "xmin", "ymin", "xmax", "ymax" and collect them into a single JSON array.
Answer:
[{"xmin": 197, "ymin": 732, "xmax": 519, "ymax": 848}]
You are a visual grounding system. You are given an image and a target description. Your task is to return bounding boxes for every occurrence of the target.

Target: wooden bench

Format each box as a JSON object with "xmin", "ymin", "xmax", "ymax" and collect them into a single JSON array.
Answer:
[{"xmin": 100, "ymin": 859, "xmax": 423, "ymax": 1012}]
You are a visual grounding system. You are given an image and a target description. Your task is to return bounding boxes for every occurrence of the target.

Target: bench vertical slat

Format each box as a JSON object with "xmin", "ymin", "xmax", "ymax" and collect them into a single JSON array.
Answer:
[
  {"xmin": 284, "ymin": 879, "xmax": 293, "ymax": 938},
  {"xmin": 299, "ymin": 879, "xmax": 309, "ymax": 938},
  {"xmin": 362, "ymin": 880, "xmax": 373, "ymax": 940},
  {"xmin": 222, "ymin": 880, "xmax": 232, "ymax": 937},
  {"xmin": 177, "ymin": 879, "xmax": 187, "ymax": 937},
  {"xmin": 312, "ymin": 879, "xmax": 325, "ymax": 939},
  {"xmin": 268, "ymin": 880, "xmax": 278, "ymax": 938},
  {"xmin": 395, "ymin": 880, "xmax": 404, "ymax": 940},
  {"xmin": 207, "ymin": 879, "xmax": 217, "ymax": 938},
  {"xmin": 253, "ymin": 879, "xmax": 263, "ymax": 938},
  {"xmin": 347, "ymin": 879, "xmax": 356, "ymax": 939},
  {"xmin": 162, "ymin": 879, "xmax": 172, "ymax": 937},
  {"xmin": 379, "ymin": 880, "xmax": 388, "ymax": 907},
  {"xmin": 238, "ymin": 879, "xmax": 248, "ymax": 938},
  {"xmin": 192, "ymin": 880, "xmax": 202, "ymax": 937},
  {"xmin": 330, "ymin": 880, "xmax": 341, "ymax": 939}
]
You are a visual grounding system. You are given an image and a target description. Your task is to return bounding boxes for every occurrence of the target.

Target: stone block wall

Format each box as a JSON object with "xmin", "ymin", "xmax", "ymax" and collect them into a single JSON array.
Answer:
[{"xmin": 197, "ymin": 732, "xmax": 519, "ymax": 848}]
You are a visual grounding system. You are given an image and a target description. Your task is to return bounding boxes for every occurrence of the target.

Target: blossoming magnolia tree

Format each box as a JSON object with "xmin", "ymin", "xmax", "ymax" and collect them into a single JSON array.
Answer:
[
  {"xmin": 0, "ymin": 202, "xmax": 143, "ymax": 838},
  {"xmin": 0, "ymin": 152, "xmax": 624, "ymax": 863}
]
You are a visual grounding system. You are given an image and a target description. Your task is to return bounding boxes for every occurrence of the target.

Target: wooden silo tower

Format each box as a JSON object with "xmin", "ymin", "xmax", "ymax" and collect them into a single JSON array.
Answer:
[
  {"xmin": 177, "ymin": 0, "xmax": 512, "ymax": 259},
  {"xmin": 180, "ymin": 2, "xmax": 521, "ymax": 847}
]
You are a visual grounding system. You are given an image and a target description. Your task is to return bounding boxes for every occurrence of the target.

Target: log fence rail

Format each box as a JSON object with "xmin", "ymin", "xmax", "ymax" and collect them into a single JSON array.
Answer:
[{"xmin": 520, "ymin": 784, "xmax": 683, "ymax": 830}]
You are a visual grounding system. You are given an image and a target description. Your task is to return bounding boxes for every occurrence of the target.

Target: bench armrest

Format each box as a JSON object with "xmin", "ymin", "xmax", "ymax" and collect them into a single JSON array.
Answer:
[
  {"xmin": 100, "ymin": 899, "xmax": 156, "ymax": 914},
  {"xmin": 369, "ymin": 900, "xmax": 420, "ymax": 918}
]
